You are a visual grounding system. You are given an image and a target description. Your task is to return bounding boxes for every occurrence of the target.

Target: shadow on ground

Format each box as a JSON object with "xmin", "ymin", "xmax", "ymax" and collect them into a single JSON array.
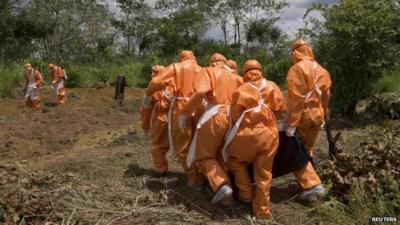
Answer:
[{"xmin": 123, "ymin": 163, "xmax": 308, "ymax": 221}]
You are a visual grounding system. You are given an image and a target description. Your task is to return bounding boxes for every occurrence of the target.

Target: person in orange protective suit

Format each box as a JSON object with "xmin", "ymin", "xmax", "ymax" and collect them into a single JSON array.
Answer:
[
  {"xmin": 179, "ymin": 53, "xmax": 243, "ymax": 205},
  {"xmin": 222, "ymin": 60, "xmax": 286, "ymax": 219},
  {"xmin": 48, "ymin": 64, "xmax": 66, "ymax": 104},
  {"xmin": 226, "ymin": 59, "xmax": 239, "ymax": 75},
  {"xmin": 140, "ymin": 65, "xmax": 174, "ymax": 176},
  {"xmin": 24, "ymin": 63, "xmax": 43, "ymax": 108},
  {"xmin": 285, "ymin": 40, "xmax": 332, "ymax": 201},
  {"xmin": 144, "ymin": 50, "xmax": 206, "ymax": 189}
]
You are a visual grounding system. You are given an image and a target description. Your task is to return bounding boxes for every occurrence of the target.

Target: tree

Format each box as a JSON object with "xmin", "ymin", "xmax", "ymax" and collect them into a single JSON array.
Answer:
[
  {"xmin": 113, "ymin": 0, "xmax": 153, "ymax": 55},
  {"xmin": 246, "ymin": 18, "xmax": 282, "ymax": 48},
  {"xmin": 207, "ymin": 0, "xmax": 230, "ymax": 45},
  {"xmin": 156, "ymin": 9, "xmax": 208, "ymax": 55},
  {"xmin": 301, "ymin": 0, "xmax": 400, "ymax": 115},
  {"xmin": 23, "ymin": 0, "xmax": 114, "ymax": 62},
  {"xmin": 226, "ymin": 0, "xmax": 287, "ymax": 45},
  {"xmin": 0, "ymin": 0, "xmax": 45, "ymax": 60}
]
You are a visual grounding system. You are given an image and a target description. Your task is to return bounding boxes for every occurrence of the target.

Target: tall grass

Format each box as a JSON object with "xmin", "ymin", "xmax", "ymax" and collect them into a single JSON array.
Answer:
[
  {"xmin": 0, "ymin": 59, "xmax": 146, "ymax": 98},
  {"xmin": 0, "ymin": 63, "xmax": 23, "ymax": 98},
  {"xmin": 310, "ymin": 180, "xmax": 399, "ymax": 225},
  {"xmin": 63, "ymin": 60, "xmax": 144, "ymax": 88}
]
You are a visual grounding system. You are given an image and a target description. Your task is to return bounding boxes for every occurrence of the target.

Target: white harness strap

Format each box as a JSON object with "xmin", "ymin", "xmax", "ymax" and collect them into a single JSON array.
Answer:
[
  {"xmin": 53, "ymin": 80, "xmax": 64, "ymax": 95},
  {"xmin": 150, "ymin": 89, "xmax": 172, "ymax": 129},
  {"xmin": 282, "ymin": 61, "xmax": 321, "ymax": 131},
  {"xmin": 215, "ymin": 64, "xmax": 233, "ymax": 72},
  {"xmin": 222, "ymin": 79, "xmax": 269, "ymax": 162},
  {"xmin": 304, "ymin": 61, "xmax": 322, "ymax": 101},
  {"xmin": 51, "ymin": 66, "xmax": 64, "ymax": 95},
  {"xmin": 167, "ymin": 96, "xmax": 189, "ymax": 152},
  {"xmin": 186, "ymin": 103, "xmax": 230, "ymax": 167},
  {"xmin": 25, "ymin": 70, "xmax": 36, "ymax": 99}
]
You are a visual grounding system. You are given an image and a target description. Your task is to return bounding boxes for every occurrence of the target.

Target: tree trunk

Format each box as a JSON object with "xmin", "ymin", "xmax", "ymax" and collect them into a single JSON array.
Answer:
[
  {"xmin": 127, "ymin": 35, "xmax": 131, "ymax": 54},
  {"xmin": 115, "ymin": 75, "xmax": 126, "ymax": 105},
  {"xmin": 233, "ymin": 18, "xmax": 237, "ymax": 44},
  {"xmin": 221, "ymin": 20, "xmax": 227, "ymax": 45},
  {"xmin": 237, "ymin": 20, "xmax": 241, "ymax": 45}
]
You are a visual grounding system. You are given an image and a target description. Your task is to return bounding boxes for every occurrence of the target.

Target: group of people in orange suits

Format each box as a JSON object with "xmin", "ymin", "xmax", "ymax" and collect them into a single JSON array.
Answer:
[
  {"xmin": 140, "ymin": 39, "xmax": 332, "ymax": 220},
  {"xmin": 23, "ymin": 63, "xmax": 67, "ymax": 108}
]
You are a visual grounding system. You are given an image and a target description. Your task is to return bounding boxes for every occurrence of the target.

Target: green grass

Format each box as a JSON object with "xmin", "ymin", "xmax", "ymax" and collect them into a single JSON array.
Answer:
[
  {"xmin": 0, "ymin": 63, "xmax": 23, "ymax": 98},
  {"xmin": 310, "ymin": 180, "xmax": 399, "ymax": 225},
  {"xmin": 0, "ymin": 59, "xmax": 147, "ymax": 98},
  {"xmin": 63, "ymin": 60, "xmax": 145, "ymax": 88},
  {"xmin": 374, "ymin": 68, "xmax": 400, "ymax": 94}
]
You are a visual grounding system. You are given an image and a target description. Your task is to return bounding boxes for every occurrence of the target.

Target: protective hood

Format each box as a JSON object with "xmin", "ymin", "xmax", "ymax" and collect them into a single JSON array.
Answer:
[
  {"xmin": 291, "ymin": 40, "xmax": 315, "ymax": 63},
  {"xmin": 226, "ymin": 60, "xmax": 237, "ymax": 70},
  {"xmin": 243, "ymin": 70, "xmax": 264, "ymax": 83},
  {"xmin": 179, "ymin": 50, "xmax": 196, "ymax": 62},
  {"xmin": 209, "ymin": 53, "xmax": 227, "ymax": 66}
]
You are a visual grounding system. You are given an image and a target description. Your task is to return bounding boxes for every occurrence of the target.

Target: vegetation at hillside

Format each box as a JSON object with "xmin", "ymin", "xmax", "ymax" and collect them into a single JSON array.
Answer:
[{"xmin": 1, "ymin": 0, "xmax": 399, "ymax": 115}]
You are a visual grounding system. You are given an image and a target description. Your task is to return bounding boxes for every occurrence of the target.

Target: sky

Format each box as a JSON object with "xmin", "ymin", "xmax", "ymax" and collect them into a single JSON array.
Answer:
[
  {"xmin": 206, "ymin": 0, "xmax": 337, "ymax": 40},
  {"xmin": 277, "ymin": 0, "xmax": 337, "ymax": 36},
  {"xmin": 106, "ymin": 0, "xmax": 338, "ymax": 41}
]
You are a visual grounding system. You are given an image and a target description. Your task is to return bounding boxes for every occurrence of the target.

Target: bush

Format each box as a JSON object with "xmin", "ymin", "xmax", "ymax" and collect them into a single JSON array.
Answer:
[
  {"xmin": 374, "ymin": 68, "xmax": 400, "ymax": 94},
  {"xmin": 305, "ymin": 0, "xmax": 400, "ymax": 115},
  {"xmin": 265, "ymin": 58, "xmax": 292, "ymax": 86},
  {"xmin": 0, "ymin": 63, "xmax": 22, "ymax": 98},
  {"xmin": 314, "ymin": 122, "xmax": 400, "ymax": 224}
]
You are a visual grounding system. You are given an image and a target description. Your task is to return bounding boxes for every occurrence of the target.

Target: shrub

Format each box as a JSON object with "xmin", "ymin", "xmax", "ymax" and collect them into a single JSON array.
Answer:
[
  {"xmin": 304, "ymin": 0, "xmax": 400, "ymax": 115},
  {"xmin": 314, "ymin": 122, "xmax": 400, "ymax": 224},
  {"xmin": 374, "ymin": 68, "xmax": 400, "ymax": 94},
  {"xmin": 265, "ymin": 58, "xmax": 292, "ymax": 85},
  {"xmin": 0, "ymin": 64, "xmax": 22, "ymax": 98}
]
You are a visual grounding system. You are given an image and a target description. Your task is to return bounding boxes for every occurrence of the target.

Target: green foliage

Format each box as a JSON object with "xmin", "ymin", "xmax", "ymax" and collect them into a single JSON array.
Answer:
[
  {"xmin": 265, "ymin": 58, "xmax": 292, "ymax": 85},
  {"xmin": 312, "ymin": 180, "xmax": 399, "ymax": 225},
  {"xmin": 62, "ymin": 60, "xmax": 144, "ymax": 88},
  {"xmin": 0, "ymin": 64, "xmax": 21, "ymax": 98},
  {"xmin": 0, "ymin": 59, "xmax": 146, "ymax": 96},
  {"xmin": 314, "ymin": 123, "xmax": 400, "ymax": 224},
  {"xmin": 301, "ymin": 0, "xmax": 400, "ymax": 115},
  {"xmin": 374, "ymin": 68, "xmax": 400, "ymax": 94},
  {"xmin": 246, "ymin": 18, "xmax": 282, "ymax": 47}
]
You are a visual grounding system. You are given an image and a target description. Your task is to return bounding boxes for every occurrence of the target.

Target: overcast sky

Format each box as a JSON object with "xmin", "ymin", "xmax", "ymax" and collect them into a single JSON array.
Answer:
[
  {"xmin": 277, "ymin": 0, "xmax": 337, "ymax": 36},
  {"xmin": 106, "ymin": 0, "xmax": 338, "ymax": 40}
]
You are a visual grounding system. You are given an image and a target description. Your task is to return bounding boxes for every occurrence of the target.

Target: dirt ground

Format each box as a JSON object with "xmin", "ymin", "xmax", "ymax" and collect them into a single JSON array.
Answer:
[{"xmin": 0, "ymin": 87, "xmax": 372, "ymax": 225}]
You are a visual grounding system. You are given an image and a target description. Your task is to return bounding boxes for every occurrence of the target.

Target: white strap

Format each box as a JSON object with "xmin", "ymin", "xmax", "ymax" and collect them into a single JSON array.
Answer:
[
  {"xmin": 25, "ymin": 86, "xmax": 33, "ymax": 99},
  {"xmin": 304, "ymin": 61, "xmax": 322, "ymax": 101},
  {"xmin": 186, "ymin": 104, "xmax": 228, "ymax": 167},
  {"xmin": 151, "ymin": 88, "xmax": 172, "ymax": 129},
  {"xmin": 162, "ymin": 89, "xmax": 173, "ymax": 100},
  {"xmin": 27, "ymin": 70, "xmax": 35, "ymax": 85},
  {"xmin": 222, "ymin": 79, "xmax": 269, "ymax": 162},
  {"xmin": 167, "ymin": 96, "xmax": 189, "ymax": 153},
  {"xmin": 215, "ymin": 64, "xmax": 232, "ymax": 73},
  {"xmin": 53, "ymin": 80, "xmax": 64, "ymax": 94}
]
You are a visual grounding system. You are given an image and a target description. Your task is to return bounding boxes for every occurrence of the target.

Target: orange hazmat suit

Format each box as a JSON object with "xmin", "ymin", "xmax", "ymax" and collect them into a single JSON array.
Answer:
[
  {"xmin": 223, "ymin": 60, "xmax": 286, "ymax": 219},
  {"xmin": 286, "ymin": 40, "xmax": 332, "ymax": 190},
  {"xmin": 48, "ymin": 64, "xmax": 66, "ymax": 104},
  {"xmin": 140, "ymin": 65, "xmax": 174, "ymax": 174},
  {"xmin": 24, "ymin": 63, "xmax": 43, "ymax": 108},
  {"xmin": 182, "ymin": 53, "xmax": 243, "ymax": 200},
  {"xmin": 145, "ymin": 50, "xmax": 205, "ymax": 186}
]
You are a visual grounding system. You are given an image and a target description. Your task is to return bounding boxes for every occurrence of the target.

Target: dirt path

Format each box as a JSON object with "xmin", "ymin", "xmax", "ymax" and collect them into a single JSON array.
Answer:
[{"xmin": 0, "ymin": 87, "xmax": 368, "ymax": 225}]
